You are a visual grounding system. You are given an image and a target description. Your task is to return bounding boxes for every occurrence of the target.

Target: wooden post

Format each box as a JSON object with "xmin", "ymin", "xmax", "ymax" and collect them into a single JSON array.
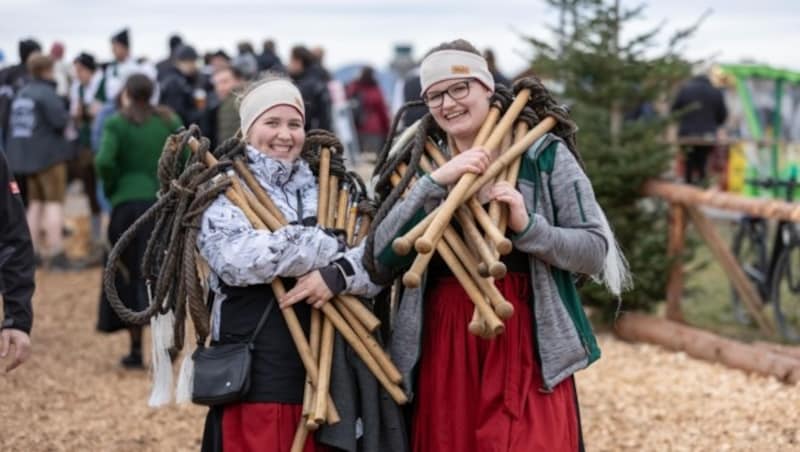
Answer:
[
  {"xmin": 685, "ymin": 206, "xmax": 775, "ymax": 336},
  {"xmin": 665, "ymin": 203, "xmax": 686, "ymax": 322}
]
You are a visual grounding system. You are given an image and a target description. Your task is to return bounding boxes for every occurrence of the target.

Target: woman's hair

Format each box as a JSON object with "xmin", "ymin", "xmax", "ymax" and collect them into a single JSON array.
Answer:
[
  {"xmin": 290, "ymin": 45, "xmax": 314, "ymax": 69},
  {"xmin": 27, "ymin": 54, "xmax": 53, "ymax": 79},
  {"xmin": 119, "ymin": 74, "xmax": 174, "ymax": 125},
  {"xmin": 424, "ymin": 38, "xmax": 481, "ymax": 58},
  {"xmin": 362, "ymin": 42, "xmax": 584, "ymax": 286},
  {"xmin": 358, "ymin": 66, "xmax": 377, "ymax": 86}
]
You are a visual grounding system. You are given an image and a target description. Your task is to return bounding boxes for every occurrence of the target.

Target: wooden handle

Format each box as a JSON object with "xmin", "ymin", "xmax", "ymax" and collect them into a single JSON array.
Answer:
[
  {"xmin": 334, "ymin": 298, "xmax": 403, "ymax": 384},
  {"xmin": 398, "ymin": 116, "xmax": 556, "ymax": 255},
  {"xmin": 414, "ymin": 90, "xmax": 531, "ymax": 257},
  {"xmin": 355, "ymin": 215, "xmax": 371, "ymax": 246},
  {"xmin": 455, "ymin": 206, "xmax": 507, "ymax": 279},
  {"xmin": 346, "ymin": 202, "xmax": 358, "ymax": 245},
  {"xmin": 442, "ymin": 227, "xmax": 514, "ymax": 320},
  {"xmin": 312, "ymin": 315, "xmax": 335, "ymax": 424},
  {"xmin": 474, "ymin": 106, "xmax": 502, "ymax": 147},
  {"xmin": 390, "ymin": 168, "xmax": 507, "ymax": 336},
  {"xmin": 435, "ymin": 238, "xmax": 504, "ymax": 335},
  {"xmin": 496, "ymin": 122, "xmax": 530, "ymax": 237},
  {"xmin": 423, "ymin": 142, "xmax": 510, "ymax": 257},
  {"xmin": 336, "ymin": 187, "xmax": 348, "ymax": 229},
  {"xmin": 290, "ymin": 419, "xmax": 310, "ymax": 452},
  {"xmin": 319, "ymin": 303, "xmax": 408, "ymax": 404},
  {"xmin": 422, "ymin": 145, "xmax": 508, "ymax": 274},
  {"xmin": 191, "ymin": 138, "xmax": 342, "ymax": 423},
  {"xmin": 335, "ymin": 294, "xmax": 381, "ymax": 332},
  {"xmin": 327, "ymin": 176, "xmax": 339, "ymax": 226},
  {"xmin": 318, "ymin": 148, "xmax": 331, "ymax": 227}
]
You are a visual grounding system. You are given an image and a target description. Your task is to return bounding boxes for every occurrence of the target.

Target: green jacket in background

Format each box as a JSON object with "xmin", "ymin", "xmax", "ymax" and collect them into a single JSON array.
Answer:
[{"xmin": 95, "ymin": 112, "xmax": 181, "ymax": 208}]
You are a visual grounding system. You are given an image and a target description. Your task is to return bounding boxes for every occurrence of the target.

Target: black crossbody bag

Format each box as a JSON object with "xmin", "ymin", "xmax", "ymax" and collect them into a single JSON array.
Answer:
[{"xmin": 191, "ymin": 299, "xmax": 275, "ymax": 406}]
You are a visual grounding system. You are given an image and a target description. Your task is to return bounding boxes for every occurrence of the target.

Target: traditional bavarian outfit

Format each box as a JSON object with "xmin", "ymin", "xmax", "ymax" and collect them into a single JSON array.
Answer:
[{"xmin": 369, "ymin": 47, "xmax": 620, "ymax": 452}]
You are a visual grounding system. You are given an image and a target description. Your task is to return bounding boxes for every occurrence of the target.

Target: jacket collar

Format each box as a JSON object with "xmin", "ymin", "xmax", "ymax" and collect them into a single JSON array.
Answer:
[{"xmin": 245, "ymin": 145, "xmax": 311, "ymax": 187}]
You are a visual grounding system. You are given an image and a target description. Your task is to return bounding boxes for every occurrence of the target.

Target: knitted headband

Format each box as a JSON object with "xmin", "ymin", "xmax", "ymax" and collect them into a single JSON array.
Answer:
[
  {"xmin": 419, "ymin": 49, "xmax": 494, "ymax": 95},
  {"xmin": 239, "ymin": 79, "xmax": 305, "ymax": 135}
]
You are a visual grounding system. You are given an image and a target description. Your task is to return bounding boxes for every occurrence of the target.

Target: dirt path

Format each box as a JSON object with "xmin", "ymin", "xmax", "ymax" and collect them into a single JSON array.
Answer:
[{"xmin": 1, "ymin": 268, "xmax": 797, "ymax": 451}]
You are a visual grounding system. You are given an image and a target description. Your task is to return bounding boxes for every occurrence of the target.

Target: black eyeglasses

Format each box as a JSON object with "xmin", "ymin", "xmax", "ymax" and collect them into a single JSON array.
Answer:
[{"xmin": 423, "ymin": 79, "xmax": 473, "ymax": 108}]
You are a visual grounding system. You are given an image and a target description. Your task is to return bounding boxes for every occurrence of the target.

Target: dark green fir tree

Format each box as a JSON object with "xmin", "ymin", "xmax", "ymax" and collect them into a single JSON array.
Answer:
[{"xmin": 524, "ymin": 0, "xmax": 704, "ymax": 318}]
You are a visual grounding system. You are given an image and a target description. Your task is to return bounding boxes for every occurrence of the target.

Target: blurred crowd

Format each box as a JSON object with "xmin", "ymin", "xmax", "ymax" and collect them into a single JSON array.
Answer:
[{"xmin": 0, "ymin": 31, "xmax": 388, "ymax": 270}]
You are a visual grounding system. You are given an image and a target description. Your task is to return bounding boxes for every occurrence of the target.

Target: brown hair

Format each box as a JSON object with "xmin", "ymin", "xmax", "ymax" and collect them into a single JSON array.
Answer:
[
  {"xmin": 27, "ymin": 54, "xmax": 53, "ymax": 79},
  {"xmin": 119, "ymin": 74, "xmax": 174, "ymax": 125},
  {"xmin": 423, "ymin": 39, "xmax": 481, "ymax": 58}
]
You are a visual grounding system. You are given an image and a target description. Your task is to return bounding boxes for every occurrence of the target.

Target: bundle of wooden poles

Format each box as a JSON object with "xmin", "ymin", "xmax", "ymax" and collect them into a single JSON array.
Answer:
[
  {"xmin": 186, "ymin": 138, "xmax": 406, "ymax": 451},
  {"xmin": 389, "ymin": 88, "xmax": 558, "ymax": 338}
]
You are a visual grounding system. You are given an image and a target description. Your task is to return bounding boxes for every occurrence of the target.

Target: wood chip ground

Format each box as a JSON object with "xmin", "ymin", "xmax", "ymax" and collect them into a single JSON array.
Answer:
[{"xmin": 1, "ymin": 269, "xmax": 797, "ymax": 451}]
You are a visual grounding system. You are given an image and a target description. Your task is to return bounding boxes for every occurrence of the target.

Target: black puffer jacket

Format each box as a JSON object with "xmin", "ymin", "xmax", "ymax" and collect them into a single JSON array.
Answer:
[{"xmin": 291, "ymin": 69, "xmax": 331, "ymax": 131}]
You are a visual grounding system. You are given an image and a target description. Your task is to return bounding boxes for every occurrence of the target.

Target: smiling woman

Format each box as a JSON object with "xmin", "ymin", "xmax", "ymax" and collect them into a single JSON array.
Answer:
[
  {"xmin": 194, "ymin": 74, "xmax": 386, "ymax": 452},
  {"xmin": 366, "ymin": 38, "xmax": 629, "ymax": 452}
]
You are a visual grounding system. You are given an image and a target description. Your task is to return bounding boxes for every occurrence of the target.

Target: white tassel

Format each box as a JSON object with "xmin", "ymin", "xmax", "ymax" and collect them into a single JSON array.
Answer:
[
  {"xmin": 594, "ymin": 208, "xmax": 633, "ymax": 297},
  {"xmin": 148, "ymin": 310, "xmax": 175, "ymax": 407},
  {"xmin": 174, "ymin": 349, "xmax": 195, "ymax": 404}
]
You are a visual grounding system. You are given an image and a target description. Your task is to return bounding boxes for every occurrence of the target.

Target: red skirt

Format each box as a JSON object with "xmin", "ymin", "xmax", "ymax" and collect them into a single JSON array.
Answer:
[
  {"xmin": 412, "ymin": 273, "xmax": 581, "ymax": 452},
  {"xmin": 222, "ymin": 403, "xmax": 332, "ymax": 452}
]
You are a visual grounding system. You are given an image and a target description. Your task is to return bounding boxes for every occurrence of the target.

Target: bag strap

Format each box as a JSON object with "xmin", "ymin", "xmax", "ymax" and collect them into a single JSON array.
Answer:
[{"xmin": 247, "ymin": 299, "xmax": 276, "ymax": 346}]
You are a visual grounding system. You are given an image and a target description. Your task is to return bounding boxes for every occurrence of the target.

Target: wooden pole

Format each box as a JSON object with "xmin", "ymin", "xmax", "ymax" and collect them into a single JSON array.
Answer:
[
  {"xmin": 401, "ymin": 116, "xmax": 556, "ymax": 284},
  {"xmin": 414, "ymin": 90, "xmax": 530, "ymax": 254},
  {"xmin": 685, "ymin": 206, "xmax": 774, "ymax": 335},
  {"xmin": 615, "ymin": 313, "xmax": 800, "ymax": 384},
  {"xmin": 665, "ymin": 203, "xmax": 686, "ymax": 322}
]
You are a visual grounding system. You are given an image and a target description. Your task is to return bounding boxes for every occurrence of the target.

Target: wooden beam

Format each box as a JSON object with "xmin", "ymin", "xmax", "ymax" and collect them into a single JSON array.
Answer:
[
  {"xmin": 643, "ymin": 180, "xmax": 800, "ymax": 223},
  {"xmin": 684, "ymin": 206, "xmax": 775, "ymax": 336},
  {"xmin": 665, "ymin": 203, "xmax": 687, "ymax": 322},
  {"xmin": 615, "ymin": 313, "xmax": 800, "ymax": 384}
]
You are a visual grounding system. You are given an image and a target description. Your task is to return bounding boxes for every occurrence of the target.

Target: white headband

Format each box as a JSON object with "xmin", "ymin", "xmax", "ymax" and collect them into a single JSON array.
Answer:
[
  {"xmin": 419, "ymin": 49, "xmax": 494, "ymax": 95},
  {"xmin": 239, "ymin": 79, "xmax": 305, "ymax": 135}
]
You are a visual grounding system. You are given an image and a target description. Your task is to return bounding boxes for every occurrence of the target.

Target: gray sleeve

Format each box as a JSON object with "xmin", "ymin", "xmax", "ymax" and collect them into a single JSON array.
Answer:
[
  {"xmin": 512, "ymin": 144, "xmax": 608, "ymax": 275},
  {"xmin": 40, "ymin": 91, "xmax": 69, "ymax": 130},
  {"xmin": 197, "ymin": 194, "xmax": 343, "ymax": 287},
  {"xmin": 371, "ymin": 174, "xmax": 447, "ymax": 280}
]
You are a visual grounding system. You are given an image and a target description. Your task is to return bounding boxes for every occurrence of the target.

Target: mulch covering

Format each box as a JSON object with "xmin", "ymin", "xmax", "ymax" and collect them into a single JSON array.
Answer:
[{"xmin": 1, "ymin": 268, "xmax": 797, "ymax": 451}]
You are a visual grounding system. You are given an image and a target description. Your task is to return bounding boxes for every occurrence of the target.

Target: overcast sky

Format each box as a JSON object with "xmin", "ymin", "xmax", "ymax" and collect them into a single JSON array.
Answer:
[{"xmin": 0, "ymin": 0, "xmax": 796, "ymax": 75}]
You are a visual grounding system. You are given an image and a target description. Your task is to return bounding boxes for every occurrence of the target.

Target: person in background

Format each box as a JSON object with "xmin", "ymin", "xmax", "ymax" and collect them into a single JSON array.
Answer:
[
  {"xmin": 49, "ymin": 42, "xmax": 71, "ymax": 103},
  {"xmin": 309, "ymin": 46, "xmax": 331, "ymax": 82},
  {"xmin": 156, "ymin": 34, "xmax": 183, "ymax": 82},
  {"xmin": 346, "ymin": 66, "xmax": 390, "ymax": 158},
  {"xmin": 287, "ymin": 45, "xmax": 331, "ymax": 131},
  {"xmin": 95, "ymin": 74, "xmax": 182, "ymax": 369},
  {"xmin": 69, "ymin": 52, "xmax": 104, "ymax": 251},
  {"xmin": 233, "ymin": 41, "xmax": 259, "ymax": 81},
  {"xmin": 483, "ymin": 48, "xmax": 510, "ymax": 87},
  {"xmin": 204, "ymin": 65, "xmax": 243, "ymax": 147},
  {"xmin": 159, "ymin": 44, "xmax": 203, "ymax": 126},
  {"xmin": 0, "ymin": 38, "xmax": 41, "ymax": 202},
  {"xmin": 0, "ymin": 150, "xmax": 35, "ymax": 373},
  {"xmin": 671, "ymin": 71, "xmax": 728, "ymax": 185},
  {"xmin": 90, "ymin": 29, "xmax": 159, "ymax": 216},
  {"xmin": 257, "ymin": 39, "xmax": 284, "ymax": 73},
  {"xmin": 5, "ymin": 55, "xmax": 77, "ymax": 270}
]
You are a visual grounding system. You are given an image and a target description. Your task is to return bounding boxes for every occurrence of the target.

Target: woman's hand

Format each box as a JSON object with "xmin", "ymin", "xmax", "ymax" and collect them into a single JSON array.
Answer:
[
  {"xmin": 278, "ymin": 270, "xmax": 334, "ymax": 310},
  {"xmin": 430, "ymin": 147, "xmax": 490, "ymax": 186},
  {"xmin": 488, "ymin": 181, "xmax": 530, "ymax": 233}
]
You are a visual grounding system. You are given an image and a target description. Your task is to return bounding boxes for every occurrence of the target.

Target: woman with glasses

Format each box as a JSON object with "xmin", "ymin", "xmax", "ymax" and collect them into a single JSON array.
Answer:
[{"xmin": 365, "ymin": 39, "xmax": 628, "ymax": 452}]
